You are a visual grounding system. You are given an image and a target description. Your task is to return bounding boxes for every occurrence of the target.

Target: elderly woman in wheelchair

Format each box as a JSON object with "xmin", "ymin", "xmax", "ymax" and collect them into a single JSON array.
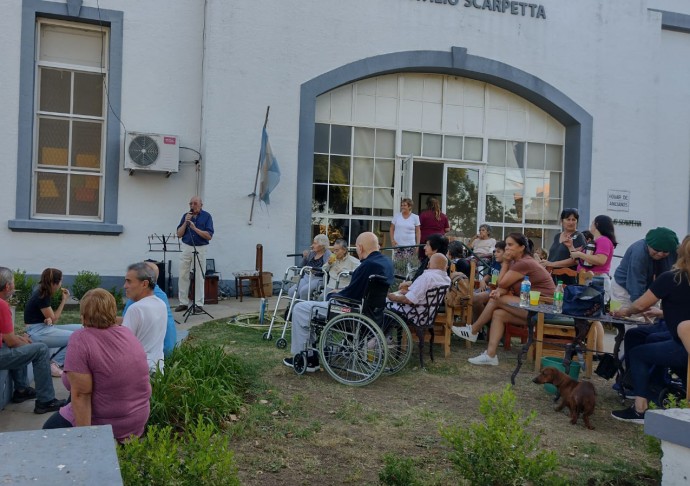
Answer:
[{"xmin": 282, "ymin": 232, "xmax": 412, "ymax": 386}]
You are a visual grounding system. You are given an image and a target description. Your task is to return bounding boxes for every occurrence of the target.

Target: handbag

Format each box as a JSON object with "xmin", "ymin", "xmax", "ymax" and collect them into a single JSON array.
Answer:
[{"xmin": 562, "ymin": 284, "xmax": 604, "ymax": 318}]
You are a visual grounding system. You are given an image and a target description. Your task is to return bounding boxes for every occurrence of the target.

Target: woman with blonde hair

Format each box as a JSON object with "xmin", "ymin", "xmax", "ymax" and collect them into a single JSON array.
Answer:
[
  {"xmin": 418, "ymin": 196, "xmax": 450, "ymax": 259},
  {"xmin": 23, "ymin": 268, "xmax": 82, "ymax": 377},
  {"xmin": 611, "ymin": 234, "xmax": 690, "ymax": 423},
  {"xmin": 42, "ymin": 288, "xmax": 151, "ymax": 441}
]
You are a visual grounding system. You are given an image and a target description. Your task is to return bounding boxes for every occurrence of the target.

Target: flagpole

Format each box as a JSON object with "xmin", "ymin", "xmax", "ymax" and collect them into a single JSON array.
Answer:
[{"xmin": 249, "ymin": 106, "xmax": 270, "ymax": 225}]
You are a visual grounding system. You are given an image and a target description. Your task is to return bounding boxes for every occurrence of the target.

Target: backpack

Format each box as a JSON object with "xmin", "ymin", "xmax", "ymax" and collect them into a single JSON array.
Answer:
[
  {"xmin": 562, "ymin": 284, "xmax": 604, "ymax": 318},
  {"xmin": 445, "ymin": 272, "xmax": 471, "ymax": 308}
]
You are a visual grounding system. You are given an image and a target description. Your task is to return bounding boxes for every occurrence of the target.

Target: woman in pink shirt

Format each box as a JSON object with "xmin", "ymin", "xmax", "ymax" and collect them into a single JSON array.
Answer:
[{"xmin": 567, "ymin": 214, "xmax": 618, "ymax": 356}]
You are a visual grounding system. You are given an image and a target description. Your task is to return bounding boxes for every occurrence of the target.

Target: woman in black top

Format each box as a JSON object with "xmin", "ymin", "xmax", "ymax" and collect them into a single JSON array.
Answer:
[
  {"xmin": 611, "ymin": 234, "xmax": 690, "ymax": 423},
  {"xmin": 541, "ymin": 208, "xmax": 586, "ymax": 284}
]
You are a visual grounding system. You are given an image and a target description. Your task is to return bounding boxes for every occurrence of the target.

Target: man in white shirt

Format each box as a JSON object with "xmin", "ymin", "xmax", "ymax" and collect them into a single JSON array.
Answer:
[
  {"xmin": 387, "ymin": 253, "xmax": 451, "ymax": 312},
  {"xmin": 122, "ymin": 262, "xmax": 168, "ymax": 373}
]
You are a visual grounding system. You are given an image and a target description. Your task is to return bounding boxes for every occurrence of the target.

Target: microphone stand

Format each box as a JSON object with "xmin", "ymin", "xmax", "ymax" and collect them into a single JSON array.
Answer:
[{"xmin": 182, "ymin": 214, "xmax": 213, "ymax": 322}]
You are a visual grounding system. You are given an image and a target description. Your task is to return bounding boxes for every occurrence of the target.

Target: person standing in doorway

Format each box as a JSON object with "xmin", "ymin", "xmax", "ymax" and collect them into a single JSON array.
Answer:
[
  {"xmin": 390, "ymin": 198, "xmax": 420, "ymax": 263},
  {"xmin": 418, "ymin": 196, "xmax": 450, "ymax": 260},
  {"xmin": 175, "ymin": 196, "xmax": 214, "ymax": 313}
]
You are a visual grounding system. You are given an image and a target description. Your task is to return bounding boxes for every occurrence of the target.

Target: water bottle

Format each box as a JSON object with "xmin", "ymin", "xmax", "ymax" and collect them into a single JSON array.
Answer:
[
  {"xmin": 582, "ymin": 241, "xmax": 596, "ymax": 267},
  {"xmin": 553, "ymin": 281, "xmax": 564, "ymax": 314},
  {"xmin": 519, "ymin": 276, "xmax": 531, "ymax": 307}
]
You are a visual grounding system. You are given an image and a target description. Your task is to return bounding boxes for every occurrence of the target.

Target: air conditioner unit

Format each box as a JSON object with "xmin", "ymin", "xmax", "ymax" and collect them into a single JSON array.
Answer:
[{"xmin": 124, "ymin": 132, "xmax": 180, "ymax": 173}]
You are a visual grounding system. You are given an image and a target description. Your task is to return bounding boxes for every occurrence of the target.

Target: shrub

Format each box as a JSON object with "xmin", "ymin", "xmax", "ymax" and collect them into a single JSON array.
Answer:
[
  {"xmin": 378, "ymin": 454, "xmax": 421, "ymax": 486},
  {"xmin": 441, "ymin": 385, "xmax": 561, "ymax": 486},
  {"xmin": 118, "ymin": 417, "xmax": 239, "ymax": 486},
  {"xmin": 149, "ymin": 344, "xmax": 255, "ymax": 430},
  {"xmin": 71, "ymin": 270, "xmax": 101, "ymax": 300},
  {"xmin": 10, "ymin": 269, "xmax": 36, "ymax": 311},
  {"xmin": 109, "ymin": 286, "xmax": 124, "ymax": 310}
]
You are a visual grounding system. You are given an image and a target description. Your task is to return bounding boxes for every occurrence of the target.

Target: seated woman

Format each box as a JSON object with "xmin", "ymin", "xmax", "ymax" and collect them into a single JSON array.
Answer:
[
  {"xmin": 399, "ymin": 234, "xmax": 449, "ymax": 292},
  {"xmin": 469, "ymin": 224, "xmax": 496, "ymax": 260},
  {"xmin": 321, "ymin": 238, "xmax": 360, "ymax": 294},
  {"xmin": 24, "ymin": 268, "xmax": 82, "ymax": 377},
  {"xmin": 452, "ymin": 233, "xmax": 555, "ymax": 366},
  {"xmin": 288, "ymin": 234, "xmax": 332, "ymax": 300},
  {"xmin": 611, "ymin": 234, "xmax": 690, "ymax": 423},
  {"xmin": 42, "ymin": 288, "xmax": 151, "ymax": 442}
]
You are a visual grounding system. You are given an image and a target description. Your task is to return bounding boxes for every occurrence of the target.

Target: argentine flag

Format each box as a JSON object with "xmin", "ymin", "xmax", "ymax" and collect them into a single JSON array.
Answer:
[{"xmin": 258, "ymin": 127, "xmax": 281, "ymax": 204}]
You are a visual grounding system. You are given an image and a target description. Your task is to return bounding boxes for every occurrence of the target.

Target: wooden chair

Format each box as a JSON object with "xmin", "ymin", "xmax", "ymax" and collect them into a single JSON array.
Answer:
[
  {"xmin": 234, "ymin": 244, "xmax": 264, "ymax": 302},
  {"xmin": 532, "ymin": 269, "xmax": 596, "ymax": 377},
  {"xmin": 434, "ymin": 259, "xmax": 476, "ymax": 355}
]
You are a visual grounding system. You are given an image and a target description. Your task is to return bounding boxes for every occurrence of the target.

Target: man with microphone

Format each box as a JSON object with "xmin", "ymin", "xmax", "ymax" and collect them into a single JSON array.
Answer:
[{"xmin": 175, "ymin": 196, "xmax": 214, "ymax": 313}]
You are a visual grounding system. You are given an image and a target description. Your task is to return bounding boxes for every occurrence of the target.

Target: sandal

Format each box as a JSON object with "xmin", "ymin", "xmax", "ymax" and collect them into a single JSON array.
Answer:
[{"xmin": 452, "ymin": 325, "xmax": 478, "ymax": 342}]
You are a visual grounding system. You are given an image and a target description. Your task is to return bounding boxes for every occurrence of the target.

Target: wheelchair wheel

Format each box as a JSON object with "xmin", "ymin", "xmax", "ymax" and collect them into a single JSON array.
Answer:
[
  {"xmin": 318, "ymin": 313, "xmax": 388, "ymax": 386},
  {"xmin": 381, "ymin": 310, "xmax": 412, "ymax": 375},
  {"xmin": 276, "ymin": 338, "xmax": 287, "ymax": 349},
  {"xmin": 262, "ymin": 332, "xmax": 272, "ymax": 341},
  {"xmin": 658, "ymin": 386, "xmax": 686, "ymax": 409},
  {"xmin": 293, "ymin": 353, "xmax": 307, "ymax": 375}
]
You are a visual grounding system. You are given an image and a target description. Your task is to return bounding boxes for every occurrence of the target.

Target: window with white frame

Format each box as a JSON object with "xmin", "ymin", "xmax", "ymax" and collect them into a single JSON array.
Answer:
[{"xmin": 33, "ymin": 20, "xmax": 108, "ymax": 220}]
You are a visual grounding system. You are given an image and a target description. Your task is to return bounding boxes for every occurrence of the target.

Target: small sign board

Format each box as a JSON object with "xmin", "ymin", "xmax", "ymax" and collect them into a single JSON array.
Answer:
[{"xmin": 607, "ymin": 189, "xmax": 630, "ymax": 212}]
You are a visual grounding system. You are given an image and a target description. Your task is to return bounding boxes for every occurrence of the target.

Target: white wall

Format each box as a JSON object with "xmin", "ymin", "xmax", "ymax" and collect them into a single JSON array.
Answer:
[{"xmin": 1, "ymin": 0, "xmax": 689, "ymax": 282}]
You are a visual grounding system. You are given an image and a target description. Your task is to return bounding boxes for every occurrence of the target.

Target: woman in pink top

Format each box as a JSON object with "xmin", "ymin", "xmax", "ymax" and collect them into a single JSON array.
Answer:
[
  {"xmin": 418, "ymin": 196, "xmax": 449, "ymax": 259},
  {"xmin": 567, "ymin": 214, "xmax": 618, "ymax": 355},
  {"xmin": 42, "ymin": 288, "xmax": 151, "ymax": 442}
]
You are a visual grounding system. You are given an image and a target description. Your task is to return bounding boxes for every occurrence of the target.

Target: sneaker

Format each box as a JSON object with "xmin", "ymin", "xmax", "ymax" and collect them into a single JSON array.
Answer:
[
  {"xmin": 452, "ymin": 325, "xmax": 478, "ymax": 343},
  {"xmin": 11, "ymin": 387, "xmax": 37, "ymax": 403},
  {"xmin": 468, "ymin": 351, "xmax": 499, "ymax": 366},
  {"xmin": 611, "ymin": 406, "xmax": 645, "ymax": 424},
  {"xmin": 283, "ymin": 357, "xmax": 294, "ymax": 368},
  {"xmin": 174, "ymin": 304, "xmax": 188, "ymax": 312},
  {"xmin": 50, "ymin": 362, "xmax": 63, "ymax": 378},
  {"xmin": 306, "ymin": 357, "xmax": 320, "ymax": 373},
  {"xmin": 34, "ymin": 398, "xmax": 68, "ymax": 415}
]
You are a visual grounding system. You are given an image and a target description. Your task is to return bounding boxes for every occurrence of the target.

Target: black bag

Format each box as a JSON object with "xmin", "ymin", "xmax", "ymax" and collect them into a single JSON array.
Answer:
[
  {"xmin": 562, "ymin": 284, "xmax": 604, "ymax": 318},
  {"xmin": 595, "ymin": 353, "xmax": 618, "ymax": 380}
]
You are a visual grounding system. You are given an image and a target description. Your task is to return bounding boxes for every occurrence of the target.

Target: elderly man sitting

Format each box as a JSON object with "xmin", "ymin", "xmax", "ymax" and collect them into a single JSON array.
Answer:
[{"xmin": 386, "ymin": 253, "xmax": 450, "ymax": 312}]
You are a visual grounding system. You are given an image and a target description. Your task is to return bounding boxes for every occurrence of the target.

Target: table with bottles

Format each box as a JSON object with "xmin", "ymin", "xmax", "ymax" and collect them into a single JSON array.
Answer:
[{"xmin": 508, "ymin": 302, "xmax": 637, "ymax": 385}]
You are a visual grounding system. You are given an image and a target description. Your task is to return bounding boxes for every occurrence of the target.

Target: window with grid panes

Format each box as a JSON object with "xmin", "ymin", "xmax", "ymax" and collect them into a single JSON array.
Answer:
[
  {"xmin": 33, "ymin": 21, "xmax": 108, "ymax": 220},
  {"xmin": 313, "ymin": 124, "xmax": 395, "ymax": 244}
]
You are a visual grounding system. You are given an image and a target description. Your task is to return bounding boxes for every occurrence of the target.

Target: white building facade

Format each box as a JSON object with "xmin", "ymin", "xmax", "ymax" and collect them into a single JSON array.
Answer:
[{"xmin": 2, "ymin": 0, "xmax": 689, "ymax": 286}]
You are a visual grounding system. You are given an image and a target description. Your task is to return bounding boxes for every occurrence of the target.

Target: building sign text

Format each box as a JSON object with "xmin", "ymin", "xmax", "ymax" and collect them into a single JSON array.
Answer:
[
  {"xmin": 416, "ymin": 0, "xmax": 547, "ymax": 20},
  {"xmin": 607, "ymin": 189, "xmax": 630, "ymax": 212}
]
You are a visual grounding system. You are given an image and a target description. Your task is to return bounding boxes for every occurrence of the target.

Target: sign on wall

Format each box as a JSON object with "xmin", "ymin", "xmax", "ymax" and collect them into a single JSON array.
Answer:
[
  {"xmin": 607, "ymin": 189, "xmax": 630, "ymax": 212},
  {"xmin": 415, "ymin": 0, "xmax": 547, "ymax": 20}
]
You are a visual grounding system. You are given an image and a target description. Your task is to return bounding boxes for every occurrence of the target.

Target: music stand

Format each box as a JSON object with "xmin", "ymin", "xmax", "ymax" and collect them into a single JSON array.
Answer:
[
  {"xmin": 148, "ymin": 233, "xmax": 181, "ymax": 297},
  {"xmin": 181, "ymin": 224, "xmax": 213, "ymax": 322}
]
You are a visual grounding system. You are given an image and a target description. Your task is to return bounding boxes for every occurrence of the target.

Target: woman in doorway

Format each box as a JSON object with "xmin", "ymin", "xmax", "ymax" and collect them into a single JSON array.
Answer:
[
  {"xmin": 418, "ymin": 196, "xmax": 449, "ymax": 260},
  {"xmin": 540, "ymin": 208, "xmax": 586, "ymax": 285},
  {"xmin": 567, "ymin": 214, "xmax": 618, "ymax": 357},
  {"xmin": 24, "ymin": 268, "xmax": 82, "ymax": 377},
  {"xmin": 390, "ymin": 198, "xmax": 421, "ymax": 264},
  {"xmin": 453, "ymin": 233, "xmax": 555, "ymax": 366}
]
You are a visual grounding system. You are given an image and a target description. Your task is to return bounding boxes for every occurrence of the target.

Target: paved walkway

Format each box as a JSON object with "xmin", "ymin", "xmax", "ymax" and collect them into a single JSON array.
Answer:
[{"xmin": 0, "ymin": 295, "xmax": 276, "ymax": 433}]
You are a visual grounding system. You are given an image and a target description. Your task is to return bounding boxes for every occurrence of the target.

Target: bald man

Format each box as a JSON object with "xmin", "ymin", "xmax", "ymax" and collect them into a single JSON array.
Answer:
[
  {"xmin": 283, "ymin": 232, "xmax": 394, "ymax": 372},
  {"xmin": 386, "ymin": 253, "xmax": 450, "ymax": 314},
  {"xmin": 175, "ymin": 196, "xmax": 214, "ymax": 312},
  {"xmin": 123, "ymin": 261, "xmax": 177, "ymax": 357}
]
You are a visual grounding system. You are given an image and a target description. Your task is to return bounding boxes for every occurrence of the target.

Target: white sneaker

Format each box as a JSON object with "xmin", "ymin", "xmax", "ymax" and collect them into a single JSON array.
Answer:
[
  {"xmin": 468, "ymin": 351, "xmax": 499, "ymax": 366},
  {"xmin": 452, "ymin": 325, "xmax": 478, "ymax": 342}
]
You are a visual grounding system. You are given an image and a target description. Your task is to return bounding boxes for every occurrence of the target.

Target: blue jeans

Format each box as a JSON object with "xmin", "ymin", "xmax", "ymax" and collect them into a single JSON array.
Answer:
[
  {"xmin": 43, "ymin": 411, "xmax": 73, "ymax": 430},
  {"xmin": 628, "ymin": 338, "xmax": 688, "ymax": 400},
  {"xmin": 0, "ymin": 342, "xmax": 57, "ymax": 402},
  {"xmin": 25, "ymin": 323, "xmax": 82, "ymax": 366}
]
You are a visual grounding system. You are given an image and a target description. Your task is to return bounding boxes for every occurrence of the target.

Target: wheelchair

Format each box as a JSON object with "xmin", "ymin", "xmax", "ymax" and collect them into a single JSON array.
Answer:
[
  {"xmin": 292, "ymin": 275, "xmax": 413, "ymax": 386},
  {"xmin": 264, "ymin": 265, "xmax": 319, "ymax": 349}
]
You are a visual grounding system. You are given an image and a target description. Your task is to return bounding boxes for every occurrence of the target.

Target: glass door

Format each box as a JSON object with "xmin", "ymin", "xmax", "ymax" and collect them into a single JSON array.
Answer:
[{"xmin": 443, "ymin": 164, "xmax": 484, "ymax": 238}]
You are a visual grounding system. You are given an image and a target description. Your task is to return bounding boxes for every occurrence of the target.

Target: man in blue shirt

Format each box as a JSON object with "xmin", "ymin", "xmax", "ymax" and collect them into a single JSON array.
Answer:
[
  {"xmin": 283, "ymin": 232, "xmax": 393, "ymax": 372},
  {"xmin": 175, "ymin": 196, "xmax": 214, "ymax": 313}
]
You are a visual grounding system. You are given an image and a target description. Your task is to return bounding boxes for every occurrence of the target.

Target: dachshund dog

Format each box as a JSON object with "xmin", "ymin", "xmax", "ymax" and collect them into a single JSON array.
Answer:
[{"xmin": 533, "ymin": 367, "xmax": 596, "ymax": 430}]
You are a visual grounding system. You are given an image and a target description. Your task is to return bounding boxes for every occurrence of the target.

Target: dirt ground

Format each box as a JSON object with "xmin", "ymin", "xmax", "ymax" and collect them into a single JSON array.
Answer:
[{"xmin": 208, "ymin": 322, "xmax": 660, "ymax": 486}]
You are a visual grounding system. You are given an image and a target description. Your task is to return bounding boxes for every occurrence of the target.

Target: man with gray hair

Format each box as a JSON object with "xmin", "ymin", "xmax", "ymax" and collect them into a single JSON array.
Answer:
[
  {"xmin": 122, "ymin": 262, "xmax": 168, "ymax": 373},
  {"xmin": 0, "ymin": 267, "xmax": 67, "ymax": 414}
]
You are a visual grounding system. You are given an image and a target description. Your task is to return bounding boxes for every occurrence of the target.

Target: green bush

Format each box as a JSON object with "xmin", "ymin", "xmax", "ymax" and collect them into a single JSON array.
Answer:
[
  {"xmin": 109, "ymin": 286, "xmax": 124, "ymax": 310},
  {"xmin": 10, "ymin": 269, "xmax": 36, "ymax": 311},
  {"xmin": 149, "ymin": 344, "xmax": 255, "ymax": 430},
  {"xmin": 378, "ymin": 454, "xmax": 421, "ymax": 486},
  {"xmin": 71, "ymin": 270, "xmax": 101, "ymax": 300},
  {"xmin": 118, "ymin": 417, "xmax": 239, "ymax": 486},
  {"xmin": 441, "ymin": 385, "xmax": 561, "ymax": 486}
]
